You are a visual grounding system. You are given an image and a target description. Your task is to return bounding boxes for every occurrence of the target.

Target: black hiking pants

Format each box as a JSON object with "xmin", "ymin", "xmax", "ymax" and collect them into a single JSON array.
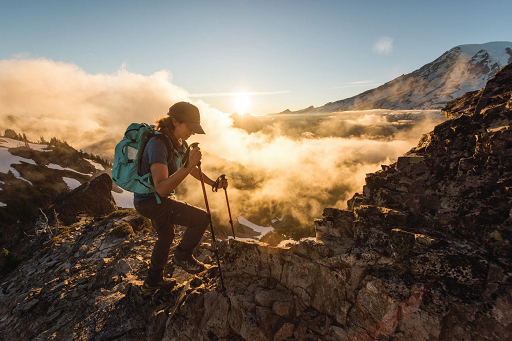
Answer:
[{"xmin": 134, "ymin": 196, "xmax": 209, "ymax": 285}]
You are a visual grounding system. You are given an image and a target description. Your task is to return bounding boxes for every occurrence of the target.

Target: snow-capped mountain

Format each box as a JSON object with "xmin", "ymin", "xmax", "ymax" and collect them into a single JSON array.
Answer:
[{"xmin": 291, "ymin": 41, "xmax": 512, "ymax": 113}]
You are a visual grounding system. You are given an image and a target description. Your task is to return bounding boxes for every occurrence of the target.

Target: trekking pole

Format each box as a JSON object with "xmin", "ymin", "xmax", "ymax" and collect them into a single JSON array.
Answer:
[
  {"xmin": 189, "ymin": 143, "xmax": 225, "ymax": 291},
  {"xmin": 220, "ymin": 174, "xmax": 236, "ymax": 239}
]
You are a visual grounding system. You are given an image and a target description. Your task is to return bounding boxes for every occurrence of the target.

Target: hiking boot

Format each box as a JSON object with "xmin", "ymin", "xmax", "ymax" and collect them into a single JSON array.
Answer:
[
  {"xmin": 173, "ymin": 254, "xmax": 205, "ymax": 274},
  {"xmin": 141, "ymin": 279, "xmax": 176, "ymax": 293}
]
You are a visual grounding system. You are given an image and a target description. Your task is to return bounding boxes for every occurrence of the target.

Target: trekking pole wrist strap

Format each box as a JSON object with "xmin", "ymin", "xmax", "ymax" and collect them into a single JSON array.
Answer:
[{"xmin": 211, "ymin": 174, "xmax": 226, "ymax": 192}]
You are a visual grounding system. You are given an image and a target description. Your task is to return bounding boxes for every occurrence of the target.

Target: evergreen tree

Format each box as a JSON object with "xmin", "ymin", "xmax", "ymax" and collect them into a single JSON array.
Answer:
[{"xmin": 4, "ymin": 129, "xmax": 18, "ymax": 139}]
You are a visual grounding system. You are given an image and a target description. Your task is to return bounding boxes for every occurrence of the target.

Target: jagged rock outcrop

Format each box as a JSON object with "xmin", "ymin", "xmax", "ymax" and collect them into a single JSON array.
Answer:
[
  {"xmin": 441, "ymin": 89, "xmax": 483, "ymax": 119},
  {"xmin": 442, "ymin": 61, "xmax": 512, "ymax": 120},
  {"xmin": 1, "ymin": 65, "xmax": 511, "ymax": 340},
  {"xmin": 53, "ymin": 173, "xmax": 118, "ymax": 225}
]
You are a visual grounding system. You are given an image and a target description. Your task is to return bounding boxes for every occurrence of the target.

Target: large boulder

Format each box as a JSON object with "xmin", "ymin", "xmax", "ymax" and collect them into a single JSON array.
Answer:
[{"xmin": 53, "ymin": 173, "xmax": 117, "ymax": 225}]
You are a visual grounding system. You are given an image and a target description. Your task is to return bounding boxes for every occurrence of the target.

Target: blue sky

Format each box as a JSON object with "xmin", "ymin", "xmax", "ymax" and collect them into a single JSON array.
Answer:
[{"xmin": 1, "ymin": 0, "xmax": 511, "ymax": 115}]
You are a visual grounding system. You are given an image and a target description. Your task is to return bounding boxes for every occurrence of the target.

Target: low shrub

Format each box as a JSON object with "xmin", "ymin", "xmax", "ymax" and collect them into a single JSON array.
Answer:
[{"xmin": 109, "ymin": 223, "xmax": 135, "ymax": 238}]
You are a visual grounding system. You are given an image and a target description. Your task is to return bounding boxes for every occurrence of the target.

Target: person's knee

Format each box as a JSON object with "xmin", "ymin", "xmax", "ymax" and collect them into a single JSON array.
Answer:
[
  {"xmin": 156, "ymin": 224, "xmax": 175, "ymax": 243},
  {"xmin": 198, "ymin": 209, "xmax": 209, "ymax": 229}
]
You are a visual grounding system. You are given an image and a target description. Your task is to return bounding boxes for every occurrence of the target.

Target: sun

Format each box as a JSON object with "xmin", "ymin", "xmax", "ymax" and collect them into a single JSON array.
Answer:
[{"xmin": 234, "ymin": 93, "xmax": 250, "ymax": 114}]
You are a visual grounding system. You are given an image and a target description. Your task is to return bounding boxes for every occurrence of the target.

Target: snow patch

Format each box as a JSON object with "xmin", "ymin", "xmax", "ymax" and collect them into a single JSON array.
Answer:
[
  {"xmin": 85, "ymin": 159, "xmax": 105, "ymax": 171},
  {"xmin": 0, "ymin": 148, "xmax": 37, "ymax": 174},
  {"xmin": 0, "ymin": 202, "xmax": 6, "ymax": 208},
  {"xmin": 11, "ymin": 169, "xmax": 33, "ymax": 184},
  {"xmin": 112, "ymin": 190, "xmax": 134, "ymax": 209},
  {"xmin": 47, "ymin": 163, "xmax": 92, "ymax": 176},
  {"xmin": 271, "ymin": 216, "xmax": 284, "ymax": 224},
  {"xmin": 237, "ymin": 216, "xmax": 274, "ymax": 239},
  {"xmin": 63, "ymin": 177, "xmax": 81, "ymax": 190},
  {"xmin": 0, "ymin": 147, "xmax": 36, "ymax": 184},
  {"xmin": 0, "ymin": 137, "xmax": 50, "ymax": 151}
]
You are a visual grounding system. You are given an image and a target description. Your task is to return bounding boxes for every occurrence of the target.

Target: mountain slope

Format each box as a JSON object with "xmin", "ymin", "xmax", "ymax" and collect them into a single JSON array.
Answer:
[
  {"xmin": 0, "ymin": 136, "xmax": 114, "ymax": 247},
  {"xmin": 291, "ymin": 41, "xmax": 512, "ymax": 113}
]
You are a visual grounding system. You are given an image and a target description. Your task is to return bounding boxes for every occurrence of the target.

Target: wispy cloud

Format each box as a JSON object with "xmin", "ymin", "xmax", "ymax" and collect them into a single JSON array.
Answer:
[
  {"xmin": 329, "ymin": 80, "xmax": 380, "ymax": 89},
  {"xmin": 189, "ymin": 90, "xmax": 290, "ymax": 97},
  {"xmin": 349, "ymin": 80, "xmax": 375, "ymax": 84},
  {"xmin": 11, "ymin": 52, "xmax": 32, "ymax": 59},
  {"xmin": 373, "ymin": 36, "xmax": 394, "ymax": 55}
]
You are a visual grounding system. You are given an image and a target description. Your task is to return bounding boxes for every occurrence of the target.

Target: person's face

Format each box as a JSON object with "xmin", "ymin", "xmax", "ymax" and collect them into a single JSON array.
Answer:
[{"xmin": 172, "ymin": 119, "xmax": 195, "ymax": 141}]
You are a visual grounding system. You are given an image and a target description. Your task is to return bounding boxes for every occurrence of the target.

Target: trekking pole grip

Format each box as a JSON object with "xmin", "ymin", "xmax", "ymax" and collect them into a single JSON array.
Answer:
[{"xmin": 188, "ymin": 142, "xmax": 201, "ymax": 167}]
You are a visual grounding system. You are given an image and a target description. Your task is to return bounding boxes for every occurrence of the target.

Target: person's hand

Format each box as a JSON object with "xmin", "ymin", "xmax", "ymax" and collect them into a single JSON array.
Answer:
[
  {"xmin": 187, "ymin": 145, "xmax": 202, "ymax": 168},
  {"xmin": 212, "ymin": 175, "xmax": 228, "ymax": 191},
  {"xmin": 219, "ymin": 177, "xmax": 228, "ymax": 189}
]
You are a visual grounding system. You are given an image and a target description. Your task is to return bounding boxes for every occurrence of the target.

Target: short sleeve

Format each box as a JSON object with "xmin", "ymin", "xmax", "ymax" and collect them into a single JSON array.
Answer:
[{"xmin": 145, "ymin": 137, "xmax": 168, "ymax": 166}]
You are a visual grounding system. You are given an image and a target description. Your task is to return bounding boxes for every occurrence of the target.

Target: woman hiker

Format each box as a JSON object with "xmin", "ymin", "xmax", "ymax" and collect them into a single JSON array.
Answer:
[{"xmin": 134, "ymin": 101, "xmax": 228, "ymax": 292}]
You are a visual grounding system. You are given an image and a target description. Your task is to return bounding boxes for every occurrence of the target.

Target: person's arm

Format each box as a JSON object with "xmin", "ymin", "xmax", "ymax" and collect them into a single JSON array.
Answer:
[
  {"xmin": 190, "ymin": 167, "xmax": 229, "ymax": 190},
  {"xmin": 190, "ymin": 167, "xmax": 214, "ymax": 186},
  {"xmin": 151, "ymin": 146, "xmax": 202, "ymax": 197}
]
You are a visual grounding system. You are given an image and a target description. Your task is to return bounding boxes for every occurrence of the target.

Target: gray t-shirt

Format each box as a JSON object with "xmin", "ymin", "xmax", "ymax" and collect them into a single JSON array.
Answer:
[{"xmin": 134, "ymin": 136, "xmax": 186, "ymax": 202}]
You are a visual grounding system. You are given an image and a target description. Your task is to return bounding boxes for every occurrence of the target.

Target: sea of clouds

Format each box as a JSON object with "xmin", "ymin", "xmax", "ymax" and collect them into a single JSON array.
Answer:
[{"xmin": 0, "ymin": 58, "xmax": 445, "ymax": 236}]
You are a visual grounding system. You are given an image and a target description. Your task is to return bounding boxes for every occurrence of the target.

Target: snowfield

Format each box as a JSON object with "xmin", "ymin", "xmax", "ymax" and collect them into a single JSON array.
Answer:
[
  {"xmin": 63, "ymin": 177, "xmax": 81, "ymax": 190},
  {"xmin": 0, "ymin": 138, "xmax": 38, "ymax": 184}
]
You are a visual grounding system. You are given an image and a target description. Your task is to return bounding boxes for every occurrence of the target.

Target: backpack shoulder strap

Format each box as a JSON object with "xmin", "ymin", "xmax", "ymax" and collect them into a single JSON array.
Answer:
[
  {"xmin": 152, "ymin": 132, "xmax": 182, "ymax": 173},
  {"xmin": 135, "ymin": 128, "xmax": 172, "ymax": 176},
  {"xmin": 153, "ymin": 133, "xmax": 174, "ymax": 159}
]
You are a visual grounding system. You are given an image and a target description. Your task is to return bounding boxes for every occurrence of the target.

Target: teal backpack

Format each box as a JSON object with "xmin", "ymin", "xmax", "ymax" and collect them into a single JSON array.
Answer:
[{"xmin": 112, "ymin": 123, "xmax": 177, "ymax": 203}]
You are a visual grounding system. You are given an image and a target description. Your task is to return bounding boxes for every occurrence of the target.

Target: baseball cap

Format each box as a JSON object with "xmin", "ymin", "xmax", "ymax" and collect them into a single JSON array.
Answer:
[{"xmin": 168, "ymin": 102, "xmax": 205, "ymax": 134}]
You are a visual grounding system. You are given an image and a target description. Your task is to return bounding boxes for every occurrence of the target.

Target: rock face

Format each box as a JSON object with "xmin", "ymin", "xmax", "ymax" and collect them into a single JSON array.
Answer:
[
  {"xmin": 53, "ymin": 173, "xmax": 117, "ymax": 225},
  {"xmin": 1, "ymin": 66, "xmax": 511, "ymax": 340}
]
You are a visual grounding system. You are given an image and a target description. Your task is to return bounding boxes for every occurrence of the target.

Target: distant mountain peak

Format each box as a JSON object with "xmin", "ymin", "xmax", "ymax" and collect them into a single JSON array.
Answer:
[{"xmin": 292, "ymin": 41, "xmax": 512, "ymax": 114}]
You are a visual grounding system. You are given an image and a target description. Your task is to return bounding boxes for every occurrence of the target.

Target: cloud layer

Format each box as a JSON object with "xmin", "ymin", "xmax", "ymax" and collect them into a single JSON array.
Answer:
[{"xmin": 0, "ymin": 58, "xmax": 441, "ymax": 237}]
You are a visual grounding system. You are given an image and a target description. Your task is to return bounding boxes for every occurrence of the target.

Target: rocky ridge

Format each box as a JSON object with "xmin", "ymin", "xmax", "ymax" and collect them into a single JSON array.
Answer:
[{"xmin": 1, "ymin": 65, "xmax": 512, "ymax": 340}]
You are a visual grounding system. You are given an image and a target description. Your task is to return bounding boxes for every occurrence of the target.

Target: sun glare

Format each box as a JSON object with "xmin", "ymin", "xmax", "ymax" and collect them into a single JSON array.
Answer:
[{"xmin": 234, "ymin": 93, "xmax": 250, "ymax": 114}]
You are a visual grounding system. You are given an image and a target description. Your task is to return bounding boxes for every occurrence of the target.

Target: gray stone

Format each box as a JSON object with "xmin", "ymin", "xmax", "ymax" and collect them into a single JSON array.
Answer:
[{"xmin": 114, "ymin": 259, "xmax": 132, "ymax": 276}]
